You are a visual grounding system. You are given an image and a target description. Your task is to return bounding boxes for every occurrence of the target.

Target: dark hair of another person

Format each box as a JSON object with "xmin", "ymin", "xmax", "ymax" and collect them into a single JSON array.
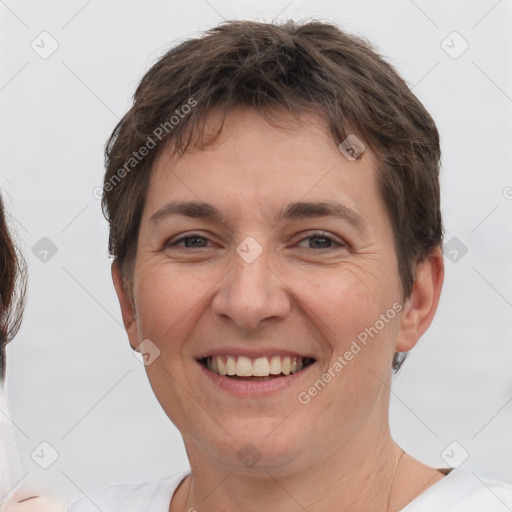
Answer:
[{"xmin": 0, "ymin": 194, "xmax": 26, "ymax": 380}]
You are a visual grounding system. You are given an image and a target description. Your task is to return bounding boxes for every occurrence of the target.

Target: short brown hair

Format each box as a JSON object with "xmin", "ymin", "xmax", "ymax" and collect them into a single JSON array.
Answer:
[
  {"xmin": 102, "ymin": 20, "xmax": 443, "ymax": 371},
  {"xmin": 0, "ymin": 193, "xmax": 26, "ymax": 380}
]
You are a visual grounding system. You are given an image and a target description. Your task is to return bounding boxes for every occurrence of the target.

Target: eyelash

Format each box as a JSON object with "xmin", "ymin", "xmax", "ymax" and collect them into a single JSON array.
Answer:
[{"xmin": 168, "ymin": 230, "xmax": 345, "ymax": 250}]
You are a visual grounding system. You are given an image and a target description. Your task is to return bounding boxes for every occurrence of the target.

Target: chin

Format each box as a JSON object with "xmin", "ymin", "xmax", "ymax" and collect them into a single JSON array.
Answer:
[{"xmin": 194, "ymin": 416, "xmax": 309, "ymax": 472}]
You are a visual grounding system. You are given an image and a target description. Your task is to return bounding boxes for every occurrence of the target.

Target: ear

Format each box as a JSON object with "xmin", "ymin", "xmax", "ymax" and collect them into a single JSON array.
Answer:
[
  {"xmin": 111, "ymin": 261, "xmax": 140, "ymax": 351},
  {"xmin": 395, "ymin": 247, "xmax": 444, "ymax": 352}
]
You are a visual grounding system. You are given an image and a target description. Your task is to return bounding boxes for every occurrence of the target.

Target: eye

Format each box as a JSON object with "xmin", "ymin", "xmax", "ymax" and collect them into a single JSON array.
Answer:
[
  {"xmin": 296, "ymin": 231, "xmax": 345, "ymax": 250},
  {"xmin": 167, "ymin": 231, "xmax": 346, "ymax": 250},
  {"xmin": 168, "ymin": 233, "xmax": 212, "ymax": 248}
]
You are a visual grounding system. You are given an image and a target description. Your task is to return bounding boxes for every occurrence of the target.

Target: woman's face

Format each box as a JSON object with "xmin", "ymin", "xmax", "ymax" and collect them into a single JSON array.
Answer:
[{"xmin": 115, "ymin": 108, "xmax": 423, "ymax": 473}]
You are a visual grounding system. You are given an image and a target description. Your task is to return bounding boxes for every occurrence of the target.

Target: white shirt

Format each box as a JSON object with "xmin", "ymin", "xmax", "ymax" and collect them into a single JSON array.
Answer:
[
  {"xmin": 0, "ymin": 382, "xmax": 24, "ymax": 507},
  {"xmin": 0, "ymin": 383, "xmax": 65, "ymax": 512},
  {"xmin": 68, "ymin": 466, "xmax": 512, "ymax": 511}
]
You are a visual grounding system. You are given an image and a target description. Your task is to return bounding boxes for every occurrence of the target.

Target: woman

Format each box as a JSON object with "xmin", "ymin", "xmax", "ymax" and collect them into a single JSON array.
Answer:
[
  {"xmin": 70, "ymin": 19, "xmax": 512, "ymax": 511},
  {"xmin": 0, "ymin": 192, "xmax": 64, "ymax": 511}
]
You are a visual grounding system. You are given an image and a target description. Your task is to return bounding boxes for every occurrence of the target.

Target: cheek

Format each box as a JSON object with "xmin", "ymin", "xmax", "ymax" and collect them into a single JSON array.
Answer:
[
  {"xmin": 290, "ymin": 263, "xmax": 401, "ymax": 387},
  {"xmin": 292, "ymin": 263, "xmax": 393, "ymax": 338},
  {"xmin": 133, "ymin": 261, "xmax": 228, "ymax": 355},
  {"xmin": 134, "ymin": 264, "xmax": 196, "ymax": 345}
]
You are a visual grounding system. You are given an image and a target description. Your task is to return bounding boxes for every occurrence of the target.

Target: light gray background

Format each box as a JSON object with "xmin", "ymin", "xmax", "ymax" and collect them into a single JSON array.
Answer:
[{"xmin": 1, "ymin": 0, "xmax": 511, "ymax": 505}]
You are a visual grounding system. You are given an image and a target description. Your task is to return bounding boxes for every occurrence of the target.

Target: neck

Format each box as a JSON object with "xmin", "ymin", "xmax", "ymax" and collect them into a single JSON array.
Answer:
[{"xmin": 175, "ymin": 428, "xmax": 405, "ymax": 512}]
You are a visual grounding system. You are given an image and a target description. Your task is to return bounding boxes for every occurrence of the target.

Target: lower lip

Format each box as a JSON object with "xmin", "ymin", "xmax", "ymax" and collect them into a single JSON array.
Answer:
[{"xmin": 197, "ymin": 361, "xmax": 315, "ymax": 396}]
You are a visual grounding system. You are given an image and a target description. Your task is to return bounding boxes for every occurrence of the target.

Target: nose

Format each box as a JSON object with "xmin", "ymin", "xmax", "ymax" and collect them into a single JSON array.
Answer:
[{"xmin": 211, "ymin": 245, "xmax": 291, "ymax": 329}]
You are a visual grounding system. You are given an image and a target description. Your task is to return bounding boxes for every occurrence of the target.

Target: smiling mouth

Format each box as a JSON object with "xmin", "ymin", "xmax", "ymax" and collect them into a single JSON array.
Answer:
[{"xmin": 199, "ymin": 355, "xmax": 316, "ymax": 381}]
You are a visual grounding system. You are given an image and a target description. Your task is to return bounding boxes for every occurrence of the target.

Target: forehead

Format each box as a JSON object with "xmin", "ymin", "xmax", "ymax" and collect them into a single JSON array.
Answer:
[{"xmin": 144, "ymin": 108, "xmax": 384, "ymax": 227}]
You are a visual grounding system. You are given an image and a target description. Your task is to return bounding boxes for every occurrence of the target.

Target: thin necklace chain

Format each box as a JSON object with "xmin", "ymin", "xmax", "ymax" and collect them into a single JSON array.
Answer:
[{"xmin": 385, "ymin": 449, "xmax": 405, "ymax": 512}]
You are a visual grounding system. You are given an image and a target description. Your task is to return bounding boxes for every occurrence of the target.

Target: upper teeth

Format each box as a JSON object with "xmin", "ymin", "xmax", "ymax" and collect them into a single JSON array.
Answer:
[{"xmin": 206, "ymin": 355, "xmax": 305, "ymax": 377}]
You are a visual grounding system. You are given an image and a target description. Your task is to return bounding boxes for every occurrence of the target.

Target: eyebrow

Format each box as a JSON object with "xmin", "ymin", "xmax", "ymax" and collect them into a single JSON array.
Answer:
[{"xmin": 150, "ymin": 200, "xmax": 368, "ymax": 233}]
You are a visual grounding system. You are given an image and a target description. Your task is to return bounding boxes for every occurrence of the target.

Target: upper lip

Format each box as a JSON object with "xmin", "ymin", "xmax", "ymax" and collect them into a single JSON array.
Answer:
[{"xmin": 195, "ymin": 347, "xmax": 317, "ymax": 360}]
